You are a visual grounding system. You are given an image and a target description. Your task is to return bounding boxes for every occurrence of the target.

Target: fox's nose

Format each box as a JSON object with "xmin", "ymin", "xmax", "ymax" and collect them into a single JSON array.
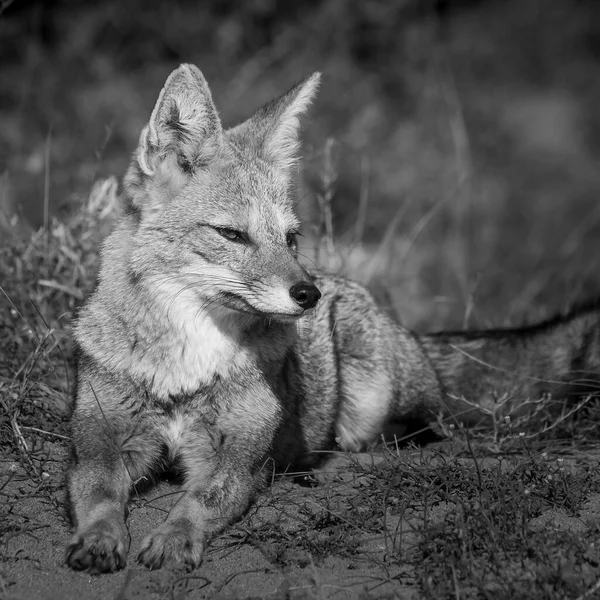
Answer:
[{"xmin": 289, "ymin": 282, "xmax": 321, "ymax": 310}]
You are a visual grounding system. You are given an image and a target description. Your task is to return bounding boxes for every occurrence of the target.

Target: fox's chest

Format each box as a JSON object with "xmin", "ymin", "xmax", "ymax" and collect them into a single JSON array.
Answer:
[
  {"xmin": 179, "ymin": 319, "xmax": 241, "ymax": 385},
  {"xmin": 129, "ymin": 314, "xmax": 249, "ymax": 399}
]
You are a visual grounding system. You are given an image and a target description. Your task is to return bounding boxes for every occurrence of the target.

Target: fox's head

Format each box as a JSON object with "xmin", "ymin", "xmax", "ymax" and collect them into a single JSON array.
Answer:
[{"xmin": 122, "ymin": 64, "xmax": 321, "ymax": 323}]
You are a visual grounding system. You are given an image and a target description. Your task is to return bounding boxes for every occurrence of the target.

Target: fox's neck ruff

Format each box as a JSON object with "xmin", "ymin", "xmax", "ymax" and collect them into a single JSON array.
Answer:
[
  {"xmin": 78, "ymin": 272, "xmax": 258, "ymax": 399},
  {"xmin": 142, "ymin": 277, "xmax": 257, "ymax": 398}
]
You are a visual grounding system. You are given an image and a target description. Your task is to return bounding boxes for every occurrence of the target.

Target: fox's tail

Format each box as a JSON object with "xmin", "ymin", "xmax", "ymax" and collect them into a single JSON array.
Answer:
[{"xmin": 417, "ymin": 303, "xmax": 600, "ymax": 425}]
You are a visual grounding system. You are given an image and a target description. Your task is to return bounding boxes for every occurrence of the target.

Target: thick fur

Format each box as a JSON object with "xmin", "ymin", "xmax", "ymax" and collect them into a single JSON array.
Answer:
[
  {"xmin": 67, "ymin": 64, "xmax": 600, "ymax": 574},
  {"xmin": 421, "ymin": 305, "xmax": 600, "ymax": 422}
]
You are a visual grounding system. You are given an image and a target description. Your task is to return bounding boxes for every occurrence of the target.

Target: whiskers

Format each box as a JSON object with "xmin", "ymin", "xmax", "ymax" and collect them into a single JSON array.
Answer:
[
  {"xmin": 145, "ymin": 265, "xmax": 302, "ymax": 339},
  {"xmin": 146, "ymin": 271, "xmax": 259, "ymax": 337}
]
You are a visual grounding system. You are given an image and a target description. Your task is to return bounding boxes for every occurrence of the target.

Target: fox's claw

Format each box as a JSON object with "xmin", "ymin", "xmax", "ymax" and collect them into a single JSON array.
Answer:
[
  {"xmin": 138, "ymin": 523, "xmax": 205, "ymax": 570},
  {"xmin": 66, "ymin": 522, "xmax": 128, "ymax": 574}
]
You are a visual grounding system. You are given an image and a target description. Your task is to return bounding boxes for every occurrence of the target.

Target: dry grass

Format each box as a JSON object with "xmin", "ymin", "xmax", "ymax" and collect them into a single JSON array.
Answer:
[
  {"xmin": 3, "ymin": 1, "xmax": 600, "ymax": 598},
  {"xmin": 2, "ymin": 165, "xmax": 600, "ymax": 598}
]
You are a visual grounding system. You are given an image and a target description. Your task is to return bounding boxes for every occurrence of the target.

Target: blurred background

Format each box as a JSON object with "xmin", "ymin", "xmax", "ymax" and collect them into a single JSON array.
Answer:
[{"xmin": 2, "ymin": 0, "xmax": 600, "ymax": 331}]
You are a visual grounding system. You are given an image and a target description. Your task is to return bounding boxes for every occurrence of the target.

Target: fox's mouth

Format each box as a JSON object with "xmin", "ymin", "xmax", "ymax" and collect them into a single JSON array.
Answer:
[{"xmin": 219, "ymin": 291, "xmax": 306, "ymax": 321}]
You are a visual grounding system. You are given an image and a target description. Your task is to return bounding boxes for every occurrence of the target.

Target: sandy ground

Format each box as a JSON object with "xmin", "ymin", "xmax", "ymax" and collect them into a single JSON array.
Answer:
[
  {"xmin": 3, "ymin": 442, "xmax": 600, "ymax": 600},
  {"xmin": 0, "ymin": 446, "xmax": 419, "ymax": 600}
]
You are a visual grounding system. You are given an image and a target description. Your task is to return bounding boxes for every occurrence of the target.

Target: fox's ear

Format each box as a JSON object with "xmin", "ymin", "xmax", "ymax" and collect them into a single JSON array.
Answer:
[
  {"xmin": 136, "ymin": 64, "xmax": 222, "ymax": 176},
  {"xmin": 231, "ymin": 73, "xmax": 321, "ymax": 173}
]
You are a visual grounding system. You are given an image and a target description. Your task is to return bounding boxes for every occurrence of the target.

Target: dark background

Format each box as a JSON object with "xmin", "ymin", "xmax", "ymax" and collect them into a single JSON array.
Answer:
[{"xmin": 2, "ymin": 0, "xmax": 600, "ymax": 330}]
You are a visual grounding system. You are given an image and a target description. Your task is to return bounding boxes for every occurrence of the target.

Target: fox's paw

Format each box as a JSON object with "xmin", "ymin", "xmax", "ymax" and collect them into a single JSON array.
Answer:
[
  {"xmin": 137, "ymin": 522, "xmax": 205, "ymax": 570},
  {"xmin": 66, "ymin": 521, "xmax": 128, "ymax": 574}
]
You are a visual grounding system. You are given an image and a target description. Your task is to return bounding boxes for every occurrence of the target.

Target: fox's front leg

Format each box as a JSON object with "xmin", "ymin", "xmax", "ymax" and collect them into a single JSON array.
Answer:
[
  {"xmin": 66, "ymin": 374, "xmax": 161, "ymax": 573},
  {"xmin": 137, "ymin": 380, "xmax": 281, "ymax": 570}
]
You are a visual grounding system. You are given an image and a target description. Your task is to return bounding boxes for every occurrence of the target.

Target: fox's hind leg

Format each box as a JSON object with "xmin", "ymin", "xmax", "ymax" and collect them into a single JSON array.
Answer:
[
  {"xmin": 66, "ymin": 374, "xmax": 162, "ymax": 573},
  {"xmin": 329, "ymin": 289, "xmax": 396, "ymax": 452},
  {"xmin": 335, "ymin": 360, "xmax": 393, "ymax": 451}
]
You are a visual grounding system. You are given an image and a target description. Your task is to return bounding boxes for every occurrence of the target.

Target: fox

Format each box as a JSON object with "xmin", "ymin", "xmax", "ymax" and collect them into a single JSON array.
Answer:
[{"xmin": 67, "ymin": 63, "xmax": 600, "ymax": 574}]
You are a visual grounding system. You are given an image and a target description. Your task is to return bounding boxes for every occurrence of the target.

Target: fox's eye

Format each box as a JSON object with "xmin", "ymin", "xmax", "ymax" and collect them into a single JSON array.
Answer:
[
  {"xmin": 215, "ymin": 227, "xmax": 246, "ymax": 243},
  {"xmin": 286, "ymin": 232, "xmax": 298, "ymax": 248}
]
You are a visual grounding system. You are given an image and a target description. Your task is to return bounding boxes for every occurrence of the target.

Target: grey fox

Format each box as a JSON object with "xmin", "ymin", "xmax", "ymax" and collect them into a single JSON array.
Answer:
[{"xmin": 67, "ymin": 64, "xmax": 600, "ymax": 574}]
